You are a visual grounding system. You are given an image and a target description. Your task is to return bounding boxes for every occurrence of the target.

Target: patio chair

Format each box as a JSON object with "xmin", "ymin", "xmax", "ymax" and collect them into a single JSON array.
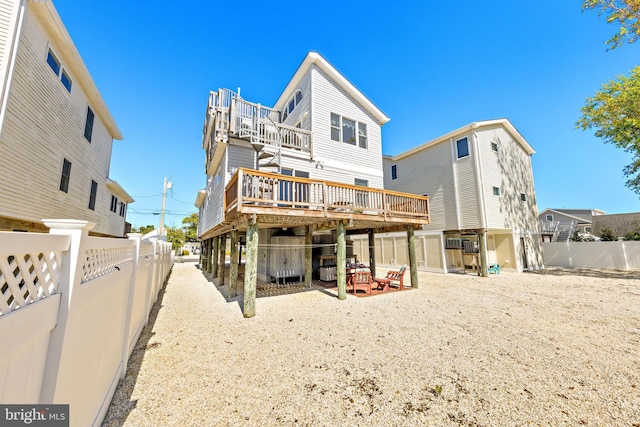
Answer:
[
  {"xmin": 375, "ymin": 265, "xmax": 406, "ymax": 291},
  {"xmin": 349, "ymin": 271, "xmax": 373, "ymax": 295}
]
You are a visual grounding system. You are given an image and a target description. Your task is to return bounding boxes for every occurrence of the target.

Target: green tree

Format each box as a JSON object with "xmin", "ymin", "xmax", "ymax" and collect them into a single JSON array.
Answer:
[
  {"xmin": 582, "ymin": 0, "xmax": 640, "ymax": 50},
  {"xmin": 165, "ymin": 226, "xmax": 185, "ymax": 251},
  {"xmin": 132, "ymin": 224, "xmax": 155, "ymax": 235},
  {"xmin": 578, "ymin": 1, "xmax": 640, "ymax": 195},
  {"xmin": 182, "ymin": 212, "xmax": 199, "ymax": 242}
]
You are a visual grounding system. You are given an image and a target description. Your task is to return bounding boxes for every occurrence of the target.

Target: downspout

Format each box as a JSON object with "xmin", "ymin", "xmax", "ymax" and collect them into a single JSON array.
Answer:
[{"xmin": 0, "ymin": 0, "xmax": 26, "ymax": 136}]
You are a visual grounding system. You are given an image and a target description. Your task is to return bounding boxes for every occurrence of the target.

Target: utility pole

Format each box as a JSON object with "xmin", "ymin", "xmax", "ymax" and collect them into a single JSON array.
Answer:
[{"xmin": 158, "ymin": 177, "xmax": 172, "ymax": 241}]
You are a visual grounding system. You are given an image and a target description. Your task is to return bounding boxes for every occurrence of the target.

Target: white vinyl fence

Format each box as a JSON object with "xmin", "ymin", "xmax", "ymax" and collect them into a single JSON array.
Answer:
[
  {"xmin": 0, "ymin": 219, "xmax": 173, "ymax": 427},
  {"xmin": 542, "ymin": 241, "xmax": 640, "ymax": 271}
]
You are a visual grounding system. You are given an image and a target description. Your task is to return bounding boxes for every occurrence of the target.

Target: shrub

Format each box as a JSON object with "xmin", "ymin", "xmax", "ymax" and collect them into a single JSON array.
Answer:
[
  {"xmin": 600, "ymin": 228, "xmax": 617, "ymax": 241},
  {"xmin": 623, "ymin": 227, "xmax": 640, "ymax": 241}
]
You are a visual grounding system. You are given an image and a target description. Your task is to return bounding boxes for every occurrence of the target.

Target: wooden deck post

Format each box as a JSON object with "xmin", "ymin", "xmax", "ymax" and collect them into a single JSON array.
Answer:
[
  {"xmin": 337, "ymin": 221, "xmax": 346, "ymax": 300},
  {"xmin": 211, "ymin": 236, "xmax": 219, "ymax": 277},
  {"xmin": 305, "ymin": 225, "xmax": 312, "ymax": 288},
  {"xmin": 407, "ymin": 225, "xmax": 418, "ymax": 288},
  {"xmin": 229, "ymin": 229, "xmax": 239, "ymax": 298},
  {"xmin": 479, "ymin": 230, "xmax": 488, "ymax": 277},
  {"xmin": 244, "ymin": 221, "xmax": 259, "ymax": 318},
  {"xmin": 218, "ymin": 233, "xmax": 226, "ymax": 287},
  {"xmin": 201, "ymin": 239, "xmax": 208, "ymax": 271},
  {"xmin": 368, "ymin": 229, "xmax": 376, "ymax": 279}
]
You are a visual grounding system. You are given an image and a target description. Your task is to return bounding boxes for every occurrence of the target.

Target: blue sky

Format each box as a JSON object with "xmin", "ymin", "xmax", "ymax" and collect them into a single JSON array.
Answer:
[{"xmin": 52, "ymin": 0, "xmax": 640, "ymax": 228}]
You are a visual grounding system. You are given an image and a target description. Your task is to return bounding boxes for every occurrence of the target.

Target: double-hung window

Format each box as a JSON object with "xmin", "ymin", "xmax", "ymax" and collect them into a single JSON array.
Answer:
[
  {"xmin": 59, "ymin": 158, "xmax": 71, "ymax": 193},
  {"xmin": 84, "ymin": 107, "xmax": 95, "ymax": 142},
  {"xmin": 88, "ymin": 180, "xmax": 98, "ymax": 210},
  {"xmin": 110, "ymin": 195, "xmax": 118, "ymax": 213},
  {"xmin": 330, "ymin": 113, "xmax": 341, "ymax": 141}
]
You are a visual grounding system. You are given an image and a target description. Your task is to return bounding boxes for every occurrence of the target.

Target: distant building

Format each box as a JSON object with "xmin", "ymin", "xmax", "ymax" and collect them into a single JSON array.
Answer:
[
  {"xmin": 380, "ymin": 119, "xmax": 543, "ymax": 272},
  {"xmin": 592, "ymin": 212, "xmax": 640, "ymax": 238},
  {"xmin": 538, "ymin": 208, "xmax": 604, "ymax": 242},
  {"xmin": 0, "ymin": 0, "xmax": 132, "ymax": 237}
]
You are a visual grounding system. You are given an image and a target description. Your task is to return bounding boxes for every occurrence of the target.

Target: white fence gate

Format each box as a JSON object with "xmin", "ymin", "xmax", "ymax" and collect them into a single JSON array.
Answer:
[
  {"xmin": 542, "ymin": 241, "xmax": 640, "ymax": 270},
  {"xmin": 0, "ymin": 219, "xmax": 173, "ymax": 427}
]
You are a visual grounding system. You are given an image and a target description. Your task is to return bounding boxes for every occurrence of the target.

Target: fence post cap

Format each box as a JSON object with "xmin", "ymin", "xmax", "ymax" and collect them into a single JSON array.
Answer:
[{"xmin": 43, "ymin": 219, "xmax": 96, "ymax": 231}]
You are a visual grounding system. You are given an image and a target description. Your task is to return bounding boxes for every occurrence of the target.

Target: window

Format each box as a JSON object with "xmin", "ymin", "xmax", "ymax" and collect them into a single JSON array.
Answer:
[
  {"xmin": 491, "ymin": 142, "xmax": 498, "ymax": 152},
  {"xmin": 84, "ymin": 107, "xmax": 94, "ymax": 142},
  {"xmin": 330, "ymin": 113, "xmax": 341, "ymax": 141},
  {"xmin": 331, "ymin": 113, "xmax": 368, "ymax": 149},
  {"xmin": 88, "ymin": 180, "xmax": 98, "ymax": 210},
  {"xmin": 119, "ymin": 203, "xmax": 126, "ymax": 217},
  {"xmin": 46, "ymin": 50, "xmax": 60, "ymax": 75},
  {"xmin": 60, "ymin": 70, "xmax": 72, "ymax": 92},
  {"xmin": 282, "ymin": 89, "xmax": 303, "ymax": 121},
  {"xmin": 391, "ymin": 164, "xmax": 397, "ymax": 180},
  {"xmin": 354, "ymin": 178, "xmax": 369, "ymax": 206},
  {"xmin": 46, "ymin": 48, "xmax": 72, "ymax": 93},
  {"xmin": 59, "ymin": 158, "xmax": 71, "ymax": 193},
  {"xmin": 358, "ymin": 123, "xmax": 367, "ymax": 148},
  {"xmin": 493, "ymin": 186, "xmax": 500, "ymax": 196},
  {"xmin": 456, "ymin": 137, "xmax": 469, "ymax": 158},
  {"xmin": 546, "ymin": 214, "xmax": 553, "ymax": 221},
  {"xmin": 520, "ymin": 193, "xmax": 526, "ymax": 202},
  {"xmin": 110, "ymin": 195, "xmax": 118, "ymax": 213},
  {"xmin": 342, "ymin": 118, "xmax": 356, "ymax": 145}
]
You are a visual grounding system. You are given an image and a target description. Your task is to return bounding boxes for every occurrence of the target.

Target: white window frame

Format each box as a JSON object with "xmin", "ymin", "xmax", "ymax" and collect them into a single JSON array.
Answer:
[{"xmin": 330, "ymin": 113, "xmax": 368, "ymax": 149}]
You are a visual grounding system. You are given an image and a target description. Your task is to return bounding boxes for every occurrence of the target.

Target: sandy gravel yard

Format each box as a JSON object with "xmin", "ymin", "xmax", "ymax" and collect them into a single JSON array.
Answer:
[{"xmin": 103, "ymin": 263, "xmax": 640, "ymax": 426}]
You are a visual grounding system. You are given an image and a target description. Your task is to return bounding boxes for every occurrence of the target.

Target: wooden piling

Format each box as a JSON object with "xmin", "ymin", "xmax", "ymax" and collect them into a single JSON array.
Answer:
[
  {"xmin": 337, "ymin": 221, "xmax": 346, "ymax": 300},
  {"xmin": 243, "ymin": 222, "xmax": 258, "ymax": 318},
  {"xmin": 407, "ymin": 225, "xmax": 418, "ymax": 288},
  {"xmin": 229, "ymin": 230, "xmax": 239, "ymax": 298}
]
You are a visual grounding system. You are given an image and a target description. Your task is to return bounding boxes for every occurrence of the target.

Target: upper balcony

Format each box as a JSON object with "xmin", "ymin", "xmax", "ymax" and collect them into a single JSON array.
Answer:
[
  {"xmin": 202, "ymin": 89, "xmax": 313, "ymax": 175},
  {"xmin": 217, "ymin": 168, "xmax": 429, "ymax": 234}
]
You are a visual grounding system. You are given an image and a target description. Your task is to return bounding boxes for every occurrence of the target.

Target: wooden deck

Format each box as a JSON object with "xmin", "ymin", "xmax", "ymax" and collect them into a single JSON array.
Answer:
[{"xmin": 216, "ymin": 168, "xmax": 429, "ymax": 234}]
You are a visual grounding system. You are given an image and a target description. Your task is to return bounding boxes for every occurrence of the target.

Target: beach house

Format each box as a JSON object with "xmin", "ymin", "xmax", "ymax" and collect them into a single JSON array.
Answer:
[
  {"xmin": 373, "ymin": 119, "xmax": 543, "ymax": 273},
  {"xmin": 196, "ymin": 52, "xmax": 430, "ymax": 316},
  {"xmin": 0, "ymin": 0, "xmax": 132, "ymax": 237}
]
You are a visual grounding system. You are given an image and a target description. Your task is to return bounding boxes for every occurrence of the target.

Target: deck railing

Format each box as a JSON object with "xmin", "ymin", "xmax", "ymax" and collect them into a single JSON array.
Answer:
[
  {"xmin": 225, "ymin": 168, "xmax": 429, "ymax": 223},
  {"xmin": 203, "ymin": 88, "xmax": 312, "ymax": 155}
]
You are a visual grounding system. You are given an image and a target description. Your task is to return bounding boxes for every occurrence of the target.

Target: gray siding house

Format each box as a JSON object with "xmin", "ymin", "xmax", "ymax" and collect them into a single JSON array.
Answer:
[
  {"xmin": 196, "ymin": 52, "xmax": 430, "ymax": 317},
  {"xmin": 376, "ymin": 119, "xmax": 544, "ymax": 273},
  {"xmin": 0, "ymin": 0, "xmax": 132, "ymax": 237}
]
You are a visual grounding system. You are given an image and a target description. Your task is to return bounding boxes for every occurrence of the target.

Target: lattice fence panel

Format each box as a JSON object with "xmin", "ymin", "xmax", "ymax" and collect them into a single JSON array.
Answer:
[
  {"xmin": 0, "ymin": 251, "xmax": 62, "ymax": 315},
  {"xmin": 81, "ymin": 247, "xmax": 134, "ymax": 284}
]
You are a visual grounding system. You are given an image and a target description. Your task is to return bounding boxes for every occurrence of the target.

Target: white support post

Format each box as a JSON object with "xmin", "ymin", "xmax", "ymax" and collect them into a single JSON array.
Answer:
[
  {"xmin": 39, "ymin": 219, "xmax": 94, "ymax": 403},
  {"xmin": 121, "ymin": 233, "xmax": 142, "ymax": 379}
]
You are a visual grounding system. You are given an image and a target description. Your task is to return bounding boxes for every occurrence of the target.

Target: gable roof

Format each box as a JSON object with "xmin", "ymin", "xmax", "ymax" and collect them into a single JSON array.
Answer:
[
  {"xmin": 274, "ymin": 52, "xmax": 390, "ymax": 125},
  {"xmin": 538, "ymin": 208, "xmax": 599, "ymax": 224},
  {"xmin": 29, "ymin": 0, "xmax": 122, "ymax": 140},
  {"xmin": 383, "ymin": 119, "xmax": 535, "ymax": 161}
]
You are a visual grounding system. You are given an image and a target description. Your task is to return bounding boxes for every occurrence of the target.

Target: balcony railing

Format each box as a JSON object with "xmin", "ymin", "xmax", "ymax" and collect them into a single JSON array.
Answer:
[{"xmin": 225, "ymin": 168, "xmax": 429, "ymax": 225}]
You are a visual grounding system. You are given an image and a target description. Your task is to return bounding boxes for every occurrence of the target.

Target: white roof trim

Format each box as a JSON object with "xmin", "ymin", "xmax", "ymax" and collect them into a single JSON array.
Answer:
[
  {"xmin": 385, "ymin": 119, "xmax": 535, "ymax": 161},
  {"xmin": 106, "ymin": 179, "xmax": 134, "ymax": 203},
  {"xmin": 29, "ymin": 0, "xmax": 122, "ymax": 140},
  {"xmin": 274, "ymin": 52, "xmax": 390, "ymax": 125}
]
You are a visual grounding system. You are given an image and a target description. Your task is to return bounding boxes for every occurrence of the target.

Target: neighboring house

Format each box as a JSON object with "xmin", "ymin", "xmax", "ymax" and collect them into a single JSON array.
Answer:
[
  {"xmin": 0, "ymin": 0, "xmax": 132, "ymax": 237},
  {"xmin": 591, "ymin": 212, "xmax": 640, "ymax": 238},
  {"xmin": 538, "ymin": 208, "xmax": 604, "ymax": 242},
  {"xmin": 376, "ymin": 119, "xmax": 543, "ymax": 273},
  {"xmin": 196, "ymin": 52, "xmax": 430, "ymax": 316}
]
